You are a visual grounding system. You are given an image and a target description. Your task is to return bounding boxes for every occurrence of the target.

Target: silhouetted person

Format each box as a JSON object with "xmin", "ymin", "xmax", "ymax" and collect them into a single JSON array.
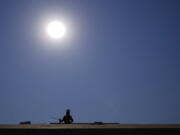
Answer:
[{"xmin": 59, "ymin": 109, "xmax": 73, "ymax": 124}]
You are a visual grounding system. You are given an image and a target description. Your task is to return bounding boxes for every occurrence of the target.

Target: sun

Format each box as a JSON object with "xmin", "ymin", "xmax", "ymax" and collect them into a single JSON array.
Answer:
[{"xmin": 46, "ymin": 21, "xmax": 66, "ymax": 39}]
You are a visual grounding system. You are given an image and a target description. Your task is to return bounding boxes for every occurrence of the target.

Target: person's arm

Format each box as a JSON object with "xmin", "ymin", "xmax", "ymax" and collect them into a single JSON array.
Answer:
[
  {"xmin": 71, "ymin": 116, "xmax": 74, "ymax": 123},
  {"xmin": 58, "ymin": 118, "xmax": 62, "ymax": 123}
]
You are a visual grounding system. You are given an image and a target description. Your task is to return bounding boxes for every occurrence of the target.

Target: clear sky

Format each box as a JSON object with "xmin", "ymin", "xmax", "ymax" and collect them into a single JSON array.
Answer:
[{"xmin": 0, "ymin": 0, "xmax": 179, "ymax": 124}]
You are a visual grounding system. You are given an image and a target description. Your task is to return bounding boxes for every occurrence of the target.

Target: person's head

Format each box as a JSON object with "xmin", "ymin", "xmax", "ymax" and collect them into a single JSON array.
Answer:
[{"xmin": 66, "ymin": 109, "xmax": 70, "ymax": 115}]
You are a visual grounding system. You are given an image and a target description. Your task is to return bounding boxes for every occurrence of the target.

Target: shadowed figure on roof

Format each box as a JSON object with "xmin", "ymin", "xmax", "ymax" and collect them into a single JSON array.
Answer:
[{"xmin": 59, "ymin": 109, "xmax": 74, "ymax": 124}]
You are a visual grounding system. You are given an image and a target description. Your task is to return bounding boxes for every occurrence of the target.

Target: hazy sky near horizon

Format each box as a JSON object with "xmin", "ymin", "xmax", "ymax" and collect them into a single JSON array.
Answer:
[{"xmin": 0, "ymin": 0, "xmax": 179, "ymax": 124}]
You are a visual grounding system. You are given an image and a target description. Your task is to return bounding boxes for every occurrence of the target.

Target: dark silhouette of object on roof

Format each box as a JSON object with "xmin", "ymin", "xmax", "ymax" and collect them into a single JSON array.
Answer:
[
  {"xmin": 93, "ymin": 121, "xmax": 104, "ymax": 125},
  {"xmin": 59, "ymin": 109, "xmax": 74, "ymax": 124},
  {"xmin": 19, "ymin": 121, "xmax": 31, "ymax": 125}
]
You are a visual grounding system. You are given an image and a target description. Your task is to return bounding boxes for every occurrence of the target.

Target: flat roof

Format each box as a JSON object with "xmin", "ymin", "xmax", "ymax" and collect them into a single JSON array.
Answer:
[{"xmin": 0, "ymin": 124, "xmax": 180, "ymax": 129}]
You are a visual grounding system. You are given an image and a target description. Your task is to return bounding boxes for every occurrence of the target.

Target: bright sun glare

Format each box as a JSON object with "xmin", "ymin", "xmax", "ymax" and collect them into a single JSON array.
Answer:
[{"xmin": 46, "ymin": 21, "xmax": 66, "ymax": 39}]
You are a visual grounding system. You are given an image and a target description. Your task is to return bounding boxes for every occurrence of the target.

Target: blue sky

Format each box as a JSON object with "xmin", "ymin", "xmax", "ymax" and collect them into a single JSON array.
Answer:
[{"xmin": 0, "ymin": 0, "xmax": 179, "ymax": 124}]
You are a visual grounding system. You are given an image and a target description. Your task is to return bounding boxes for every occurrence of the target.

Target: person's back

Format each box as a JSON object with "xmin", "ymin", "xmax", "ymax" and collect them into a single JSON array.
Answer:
[{"xmin": 61, "ymin": 109, "xmax": 73, "ymax": 124}]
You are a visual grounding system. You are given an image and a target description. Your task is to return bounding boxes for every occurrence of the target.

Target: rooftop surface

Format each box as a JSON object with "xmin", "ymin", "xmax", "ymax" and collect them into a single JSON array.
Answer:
[{"xmin": 0, "ymin": 124, "xmax": 180, "ymax": 129}]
